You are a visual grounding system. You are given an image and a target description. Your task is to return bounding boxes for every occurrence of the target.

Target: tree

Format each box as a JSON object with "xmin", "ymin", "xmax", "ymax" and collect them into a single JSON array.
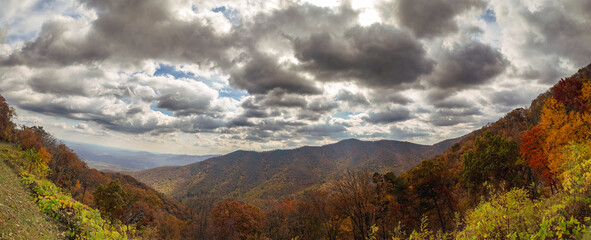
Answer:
[
  {"xmin": 406, "ymin": 158, "xmax": 456, "ymax": 232},
  {"xmin": 17, "ymin": 127, "xmax": 44, "ymax": 151},
  {"xmin": 0, "ymin": 94, "xmax": 15, "ymax": 141},
  {"xmin": 333, "ymin": 171, "xmax": 378, "ymax": 240},
  {"xmin": 301, "ymin": 190, "xmax": 345, "ymax": 240},
  {"xmin": 520, "ymin": 126, "xmax": 558, "ymax": 192},
  {"xmin": 209, "ymin": 199, "xmax": 264, "ymax": 240},
  {"xmin": 94, "ymin": 179, "xmax": 127, "ymax": 220},
  {"xmin": 552, "ymin": 77, "xmax": 586, "ymax": 112},
  {"xmin": 461, "ymin": 130, "xmax": 527, "ymax": 197},
  {"xmin": 538, "ymin": 82, "xmax": 591, "ymax": 175},
  {"xmin": 183, "ymin": 195, "xmax": 218, "ymax": 240}
]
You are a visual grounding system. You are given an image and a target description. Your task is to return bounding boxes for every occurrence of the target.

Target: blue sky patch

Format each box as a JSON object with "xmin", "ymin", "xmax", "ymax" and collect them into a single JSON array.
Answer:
[
  {"xmin": 481, "ymin": 9, "xmax": 496, "ymax": 23},
  {"xmin": 150, "ymin": 102, "xmax": 174, "ymax": 116},
  {"xmin": 219, "ymin": 87, "xmax": 248, "ymax": 100},
  {"xmin": 333, "ymin": 111, "xmax": 353, "ymax": 120},
  {"xmin": 154, "ymin": 64, "xmax": 196, "ymax": 79},
  {"xmin": 212, "ymin": 6, "xmax": 240, "ymax": 24}
]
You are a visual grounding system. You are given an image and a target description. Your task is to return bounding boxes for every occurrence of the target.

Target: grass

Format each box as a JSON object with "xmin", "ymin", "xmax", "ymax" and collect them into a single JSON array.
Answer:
[{"xmin": 0, "ymin": 144, "xmax": 64, "ymax": 240}]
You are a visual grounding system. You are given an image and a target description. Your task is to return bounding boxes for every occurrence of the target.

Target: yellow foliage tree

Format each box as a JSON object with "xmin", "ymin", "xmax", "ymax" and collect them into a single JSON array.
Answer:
[{"xmin": 538, "ymin": 82, "xmax": 591, "ymax": 175}]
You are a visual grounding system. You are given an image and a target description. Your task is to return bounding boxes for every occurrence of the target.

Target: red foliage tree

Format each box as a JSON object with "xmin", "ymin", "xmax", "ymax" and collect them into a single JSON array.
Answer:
[
  {"xmin": 17, "ymin": 127, "xmax": 44, "ymax": 151},
  {"xmin": 520, "ymin": 126, "xmax": 557, "ymax": 192},
  {"xmin": 552, "ymin": 77, "xmax": 586, "ymax": 112}
]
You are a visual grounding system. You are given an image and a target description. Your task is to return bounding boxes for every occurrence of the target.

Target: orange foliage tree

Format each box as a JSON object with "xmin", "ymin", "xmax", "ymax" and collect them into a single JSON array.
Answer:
[
  {"xmin": 538, "ymin": 80, "xmax": 591, "ymax": 175},
  {"xmin": 520, "ymin": 126, "xmax": 558, "ymax": 192}
]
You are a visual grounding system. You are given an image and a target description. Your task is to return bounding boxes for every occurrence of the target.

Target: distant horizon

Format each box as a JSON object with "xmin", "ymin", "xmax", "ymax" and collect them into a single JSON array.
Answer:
[{"xmin": 61, "ymin": 133, "xmax": 466, "ymax": 156}]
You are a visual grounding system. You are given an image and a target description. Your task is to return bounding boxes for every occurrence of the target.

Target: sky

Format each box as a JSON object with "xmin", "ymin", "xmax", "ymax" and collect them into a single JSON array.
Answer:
[{"xmin": 0, "ymin": 0, "xmax": 590, "ymax": 155}]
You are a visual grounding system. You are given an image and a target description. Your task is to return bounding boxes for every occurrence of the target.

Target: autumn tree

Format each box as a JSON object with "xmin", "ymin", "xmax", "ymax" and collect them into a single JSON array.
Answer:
[
  {"xmin": 264, "ymin": 199, "xmax": 323, "ymax": 240},
  {"xmin": 538, "ymin": 81, "xmax": 591, "ymax": 174},
  {"xmin": 520, "ymin": 126, "xmax": 558, "ymax": 192},
  {"xmin": 333, "ymin": 171, "xmax": 379, "ymax": 240},
  {"xmin": 552, "ymin": 77, "xmax": 586, "ymax": 112},
  {"xmin": 0, "ymin": 94, "xmax": 15, "ymax": 141},
  {"xmin": 405, "ymin": 158, "xmax": 456, "ymax": 232},
  {"xmin": 301, "ymin": 190, "xmax": 346, "ymax": 240},
  {"xmin": 183, "ymin": 195, "xmax": 218, "ymax": 240},
  {"xmin": 17, "ymin": 126, "xmax": 44, "ymax": 151},
  {"xmin": 372, "ymin": 172, "xmax": 411, "ymax": 239},
  {"xmin": 209, "ymin": 199, "xmax": 264, "ymax": 240}
]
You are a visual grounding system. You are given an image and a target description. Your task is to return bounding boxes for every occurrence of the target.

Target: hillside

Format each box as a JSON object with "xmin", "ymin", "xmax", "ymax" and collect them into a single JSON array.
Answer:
[
  {"xmin": 130, "ymin": 137, "xmax": 462, "ymax": 203},
  {"xmin": 65, "ymin": 141, "xmax": 218, "ymax": 171},
  {"xmin": 0, "ymin": 144, "xmax": 64, "ymax": 240}
]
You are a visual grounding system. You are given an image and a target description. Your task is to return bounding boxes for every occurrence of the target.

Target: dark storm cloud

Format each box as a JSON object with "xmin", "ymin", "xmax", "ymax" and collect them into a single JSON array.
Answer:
[
  {"xmin": 389, "ymin": 126, "xmax": 429, "ymax": 139},
  {"xmin": 363, "ymin": 108, "xmax": 411, "ymax": 124},
  {"xmin": 490, "ymin": 90, "xmax": 532, "ymax": 107},
  {"xmin": 431, "ymin": 41, "xmax": 509, "ymax": 90},
  {"xmin": 297, "ymin": 123, "xmax": 347, "ymax": 137},
  {"xmin": 432, "ymin": 98, "xmax": 472, "ymax": 109},
  {"xmin": 3, "ymin": 0, "xmax": 233, "ymax": 67},
  {"xmin": 517, "ymin": 1, "xmax": 591, "ymax": 82},
  {"xmin": 335, "ymin": 90, "xmax": 369, "ymax": 106},
  {"xmin": 392, "ymin": 0, "xmax": 485, "ymax": 38},
  {"xmin": 229, "ymin": 52, "xmax": 321, "ymax": 94},
  {"xmin": 307, "ymin": 100, "xmax": 338, "ymax": 113},
  {"xmin": 294, "ymin": 24, "xmax": 434, "ymax": 89},
  {"xmin": 27, "ymin": 69, "xmax": 102, "ymax": 96},
  {"xmin": 369, "ymin": 90, "xmax": 413, "ymax": 105},
  {"xmin": 429, "ymin": 107, "xmax": 481, "ymax": 126},
  {"xmin": 225, "ymin": 4, "xmax": 357, "ymax": 95},
  {"xmin": 246, "ymin": 4, "xmax": 358, "ymax": 41}
]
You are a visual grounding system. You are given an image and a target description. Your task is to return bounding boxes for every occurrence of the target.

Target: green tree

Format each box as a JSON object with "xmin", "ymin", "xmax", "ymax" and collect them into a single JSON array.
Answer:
[
  {"xmin": 94, "ymin": 179, "xmax": 126, "ymax": 220},
  {"xmin": 460, "ymin": 130, "xmax": 527, "ymax": 198}
]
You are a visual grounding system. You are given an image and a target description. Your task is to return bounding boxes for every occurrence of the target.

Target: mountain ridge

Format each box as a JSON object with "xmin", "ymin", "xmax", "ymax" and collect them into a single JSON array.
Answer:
[{"xmin": 129, "ymin": 136, "xmax": 464, "ymax": 204}]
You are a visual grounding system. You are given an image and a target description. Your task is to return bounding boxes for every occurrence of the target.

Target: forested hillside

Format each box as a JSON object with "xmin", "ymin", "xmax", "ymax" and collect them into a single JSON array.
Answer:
[{"xmin": 130, "ymin": 137, "xmax": 461, "ymax": 203}]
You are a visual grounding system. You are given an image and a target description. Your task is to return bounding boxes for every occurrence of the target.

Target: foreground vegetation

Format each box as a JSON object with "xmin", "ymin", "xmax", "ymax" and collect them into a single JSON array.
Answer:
[{"xmin": 0, "ymin": 147, "xmax": 63, "ymax": 240}]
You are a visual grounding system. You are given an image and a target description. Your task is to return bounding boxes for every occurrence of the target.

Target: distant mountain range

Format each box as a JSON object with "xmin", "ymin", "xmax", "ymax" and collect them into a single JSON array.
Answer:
[
  {"xmin": 63, "ymin": 141, "xmax": 218, "ymax": 171},
  {"xmin": 129, "ymin": 137, "xmax": 463, "ymax": 203}
]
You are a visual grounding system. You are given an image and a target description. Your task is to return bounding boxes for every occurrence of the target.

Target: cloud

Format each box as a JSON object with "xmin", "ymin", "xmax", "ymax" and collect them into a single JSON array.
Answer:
[
  {"xmin": 363, "ymin": 108, "xmax": 411, "ymax": 124},
  {"xmin": 294, "ymin": 24, "xmax": 434, "ymax": 89},
  {"xmin": 3, "ymin": 0, "xmax": 233, "ymax": 68},
  {"xmin": 229, "ymin": 52, "xmax": 321, "ymax": 94},
  {"xmin": 489, "ymin": 90, "xmax": 531, "ymax": 107},
  {"xmin": 430, "ymin": 41, "xmax": 509, "ymax": 90},
  {"xmin": 335, "ymin": 90, "xmax": 369, "ymax": 106},
  {"xmin": 429, "ymin": 107, "xmax": 482, "ymax": 126},
  {"xmin": 296, "ymin": 123, "xmax": 347, "ymax": 137},
  {"xmin": 390, "ymin": 0, "xmax": 485, "ymax": 38}
]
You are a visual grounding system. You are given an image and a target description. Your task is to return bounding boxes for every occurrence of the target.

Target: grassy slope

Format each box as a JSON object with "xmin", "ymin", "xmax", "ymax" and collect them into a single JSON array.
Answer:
[{"xmin": 0, "ymin": 144, "xmax": 64, "ymax": 240}]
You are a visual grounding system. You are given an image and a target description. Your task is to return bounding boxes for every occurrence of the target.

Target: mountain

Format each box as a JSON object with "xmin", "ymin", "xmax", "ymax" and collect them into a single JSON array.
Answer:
[
  {"xmin": 129, "ymin": 137, "xmax": 463, "ymax": 203},
  {"xmin": 64, "ymin": 140, "xmax": 219, "ymax": 171}
]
